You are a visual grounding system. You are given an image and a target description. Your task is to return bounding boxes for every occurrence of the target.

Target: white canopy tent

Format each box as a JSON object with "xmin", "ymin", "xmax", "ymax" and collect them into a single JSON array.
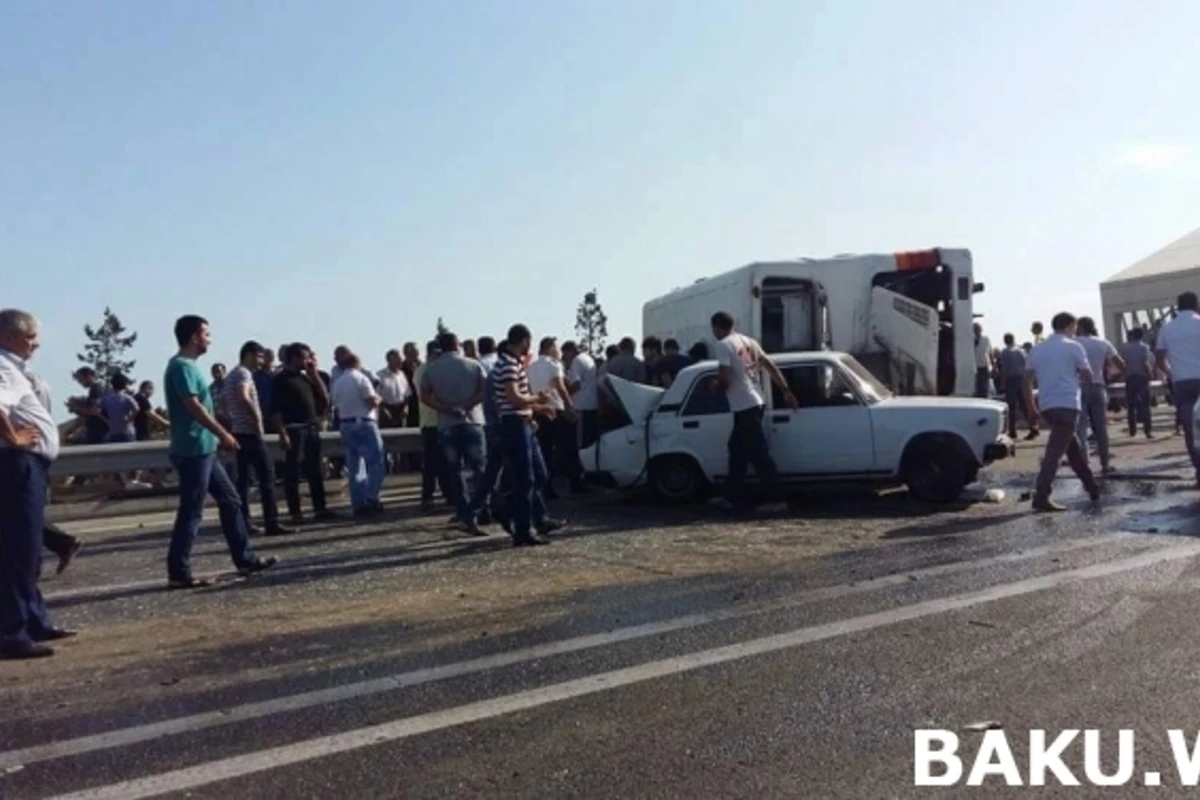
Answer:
[{"xmin": 1100, "ymin": 226, "xmax": 1200, "ymax": 344}]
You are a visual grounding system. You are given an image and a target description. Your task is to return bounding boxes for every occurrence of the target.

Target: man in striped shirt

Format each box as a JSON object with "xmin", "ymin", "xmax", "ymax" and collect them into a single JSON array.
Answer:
[{"xmin": 493, "ymin": 324, "xmax": 564, "ymax": 546}]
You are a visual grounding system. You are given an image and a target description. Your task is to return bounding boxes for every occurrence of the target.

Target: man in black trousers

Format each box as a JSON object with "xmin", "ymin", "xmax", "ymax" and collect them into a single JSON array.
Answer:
[
  {"xmin": 225, "ymin": 340, "xmax": 292, "ymax": 535},
  {"xmin": 0, "ymin": 308, "xmax": 76, "ymax": 659},
  {"xmin": 271, "ymin": 343, "xmax": 338, "ymax": 524}
]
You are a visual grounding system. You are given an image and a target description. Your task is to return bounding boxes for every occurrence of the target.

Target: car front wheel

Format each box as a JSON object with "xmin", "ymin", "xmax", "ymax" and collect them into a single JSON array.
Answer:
[
  {"xmin": 650, "ymin": 456, "xmax": 707, "ymax": 503},
  {"xmin": 904, "ymin": 447, "xmax": 970, "ymax": 504}
]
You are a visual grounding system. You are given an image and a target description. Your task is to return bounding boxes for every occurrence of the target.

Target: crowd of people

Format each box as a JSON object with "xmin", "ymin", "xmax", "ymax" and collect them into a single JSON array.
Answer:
[
  {"xmin": 974, "ymin": 294, "xmax": 1200, "ymax": 511},
  {"xmin": 9, "ymin": 296, "xmax": 1200, "ymax": 659},
  {"xmin": 0, "ymin": 306, "xmax": 739, "ymax": 659}
]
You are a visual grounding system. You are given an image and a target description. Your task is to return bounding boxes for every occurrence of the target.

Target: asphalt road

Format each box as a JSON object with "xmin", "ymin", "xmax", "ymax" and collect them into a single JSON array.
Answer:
[{"xmin": 6, "ymin": 417, "xmax": 1200, "ymax": 798}]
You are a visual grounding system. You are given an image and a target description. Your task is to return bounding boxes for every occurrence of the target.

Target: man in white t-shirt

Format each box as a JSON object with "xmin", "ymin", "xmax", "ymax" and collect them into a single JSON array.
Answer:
[
  {"xmin": 528, "ymin": 337, "xmax": 579, "ymax": 495},
  {"xmin": 711, "ymin": 311, "xmax": 796, "ymax": 508},
  {"xmin": 1155, "ymin": 291, "xmax": 1200, "ymax": 484},
  {"xmin": 1024, "ymin": 311, "xmax": 1100, "ymax": 512},
  {"xmin": 330, "ymin": 354, "xmax": 384, "ymax": 516},
  {"xmin": 563, "ymin": 341, "xmax": 598, "ymax": 447},
  {"xmin": 973, "ymin": 323, "xmax": 994, "ymax": 398},
  {"xmin": 1074, "ymin": 317, "xmax": 1124, "ymax": 475}
]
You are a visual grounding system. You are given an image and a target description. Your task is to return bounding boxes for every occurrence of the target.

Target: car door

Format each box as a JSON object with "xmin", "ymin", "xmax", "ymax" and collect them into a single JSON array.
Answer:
[
  {"xmin": 768, "ymin": 362, "xmax": 876, "ymax": 475},
  {"xmin": 660, "ymin": 370, "xmax": 733, "ymax": 481}
]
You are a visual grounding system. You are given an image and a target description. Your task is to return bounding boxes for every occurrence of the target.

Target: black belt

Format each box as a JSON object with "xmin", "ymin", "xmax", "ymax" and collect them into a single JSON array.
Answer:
[{"xmin": 340, "ymin": 417, "xmax": 376, "ymax": 425}]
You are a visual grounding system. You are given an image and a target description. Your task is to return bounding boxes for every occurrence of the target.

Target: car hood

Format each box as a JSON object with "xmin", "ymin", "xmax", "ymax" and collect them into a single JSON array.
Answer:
[
  {"xmin": 874, "ymin": 396, "xmax": 1006, "ymax": 413},
  {"xmin": 603, "ymin": 375, "xmax": 664, "ymax": 422}
]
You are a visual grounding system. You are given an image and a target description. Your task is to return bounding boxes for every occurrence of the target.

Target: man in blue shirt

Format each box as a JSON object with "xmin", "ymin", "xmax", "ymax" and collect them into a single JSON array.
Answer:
[{"xmin": 164, "ymin": 315, "xmax": 277, "ymax": 589}]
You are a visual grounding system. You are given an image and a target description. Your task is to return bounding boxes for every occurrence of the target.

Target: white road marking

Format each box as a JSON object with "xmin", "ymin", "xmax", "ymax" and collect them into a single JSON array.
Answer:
[
  {"xmin": 4, "ymin": 532, "xmax": 1143, "ymax": 770},
  {"xmin": 47, "ymin": 540, "xmax": 1200, "ymax": 800}
]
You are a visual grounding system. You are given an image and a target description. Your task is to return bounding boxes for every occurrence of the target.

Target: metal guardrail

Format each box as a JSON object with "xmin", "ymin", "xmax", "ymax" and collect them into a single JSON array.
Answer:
[{"xmin": 49, "ymin": 428, "xmax": 424, "ymax": 476}]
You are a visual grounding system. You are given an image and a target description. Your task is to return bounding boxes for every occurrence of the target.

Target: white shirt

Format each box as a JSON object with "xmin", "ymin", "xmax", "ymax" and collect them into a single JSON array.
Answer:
[
  {"xmin": 331, "ymin": 369, "xmax": 379, "ymax": 422},
  {"xmin": 974, "ymin": 336, "xmax": 992, "ymax": 369},
  {"xmin": 1156, "ymin": 311, "xmax": 1200, "ymax": 382},
  {"xmin": 478, "ymin": 353, "xmax": 499, "ymax": 375},
  {"xmin": 0, "ymin": 348, "xmax": 60, "ymax": 461},
  {"xmin": 1026, "ymin": 333, "xmax": 1089, "ymax": 411},
  {"xmin": 716, "ymin": 332, "xmax": 765, "ymax": 412},
  {"xmin": 1077, "ymin": 336, "xmax": 1118, "ymax": 384},
  {"xmin": 567, "ymin": 352, "xmax": 598, "ymax": 411},
  {"xmin": 375, "ymin": 368, "xmax": 411, "ymax": 405},
  {"xmin": 527, "ymin": 356, "xmax": 566, "ymax": 411}
]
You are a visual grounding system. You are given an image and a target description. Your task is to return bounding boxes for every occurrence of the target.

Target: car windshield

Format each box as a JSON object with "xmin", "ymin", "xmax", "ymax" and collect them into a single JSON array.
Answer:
[{"xmin": 837, "ymin": 354, "xmax": 893, "ymax": 404}]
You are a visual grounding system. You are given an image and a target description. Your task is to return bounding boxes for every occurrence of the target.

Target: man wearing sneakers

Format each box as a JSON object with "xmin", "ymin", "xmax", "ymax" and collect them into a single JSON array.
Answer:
[
  {"xmin": 163, "ymin": 316, "xmax": 277, "ymax": 588},
  {"xmin": 493, "ymin": 324, "xmax": 564, "ymax": 546},
  {"xmin": 1023, "ymin": 311, "xmax": 1100, "ymax": 512}
]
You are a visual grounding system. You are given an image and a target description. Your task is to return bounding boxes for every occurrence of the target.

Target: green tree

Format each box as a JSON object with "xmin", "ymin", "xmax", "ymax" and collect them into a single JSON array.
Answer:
[
  {"xmin": 436, "ymin": 317, "xmax": 449, "ymax": 337},
  {"xmin": 574, "ymin": 289, "xmax": 608, "ymax": 358},
  {"xmin": 77, "ymin": 307, "xmax": 138, "ymax": 380}
]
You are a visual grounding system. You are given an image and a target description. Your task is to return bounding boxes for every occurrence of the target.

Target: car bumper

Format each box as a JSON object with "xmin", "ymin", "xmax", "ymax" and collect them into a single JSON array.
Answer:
[{"xmin": 983, "ymin": 435, "xmax": 1015, "ymax": 463}]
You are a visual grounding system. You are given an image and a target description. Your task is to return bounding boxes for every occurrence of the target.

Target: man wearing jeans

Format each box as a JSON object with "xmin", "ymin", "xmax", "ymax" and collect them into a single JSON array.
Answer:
[
  {"xmin": 421, "ymin": 332, "xmax": 488, "ymax": 535},
  {"xmin": 1024, "ymin": 311, "xmax": 1101, "ymax": 512},
  {"xmin": 163, "ymin": 316, "xmax": 276, "ymax": 589},
  {"xmin": 1120, "ymin": 327, "xmax": 1155, "ymax": 439},
  {"xmin": 711, "ymin": 311, "xmax": 796, "ymax": 509},
  {"xmin": 493, "ymin": 325, "xmax": 562, "ymax": 546},
  {"xmin": 223, "ymin": 340, "xmax": 291, "ymax": 536},
  {"xmin": 331, "ymin": 354, "xmax": 385, "ymax": 517},
  {"xmin": 271, "ymin": 343, "xmax": 337, "ymax": 524},
  {"xmin": 1155, "ymin": 291, "xmax": 1200, "ymax": 486}
]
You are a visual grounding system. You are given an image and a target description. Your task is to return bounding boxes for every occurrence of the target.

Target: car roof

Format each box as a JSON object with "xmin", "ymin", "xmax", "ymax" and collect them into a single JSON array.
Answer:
[
  {"xmin": 678, "ymin": 350, "xmax": 847, "ymax": 374},
  {"xmin": 665, "ymin": 351, "xmax": 849, "ymax": 399}
]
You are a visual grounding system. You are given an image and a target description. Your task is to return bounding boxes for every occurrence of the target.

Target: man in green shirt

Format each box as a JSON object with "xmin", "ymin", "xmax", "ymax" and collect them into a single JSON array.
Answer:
[{"xmin": 164, "ymin": 315, "xmax": 276, "ymax": 589}]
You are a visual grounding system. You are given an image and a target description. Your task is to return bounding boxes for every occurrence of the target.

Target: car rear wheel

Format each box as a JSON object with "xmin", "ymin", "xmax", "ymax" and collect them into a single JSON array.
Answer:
[
  {"xmin": 650, "ymin": 456, "xmax": 707, "ymax": 503},
  {"xmin": 904, "ymin": 446, "xmax": 969, "ymax": 504}
]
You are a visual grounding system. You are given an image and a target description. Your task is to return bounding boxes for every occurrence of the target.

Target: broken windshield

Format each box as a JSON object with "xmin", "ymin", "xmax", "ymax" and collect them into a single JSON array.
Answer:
[{"xmin": 838, "ymin": 354, "xmax": 893, "ymax": 404}]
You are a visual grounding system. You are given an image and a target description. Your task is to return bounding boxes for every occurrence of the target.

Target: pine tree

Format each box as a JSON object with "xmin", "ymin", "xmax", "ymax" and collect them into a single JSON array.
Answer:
[
  {"xmin": 77, "ymin": 307, "xmax": 138, "ymax": 380},
  {"xmin": 574, "ymin": 289, "xmax": 609, "ymax": 358},
  {"xmin": 436, "ymin": 317, "xmax": 449, "ymax": 338}
]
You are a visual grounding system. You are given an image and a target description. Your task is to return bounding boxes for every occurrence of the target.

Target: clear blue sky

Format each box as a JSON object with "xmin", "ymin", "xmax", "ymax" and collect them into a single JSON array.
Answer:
[{"xmin": 3, "ymin": 0, "xmax": 1199, "ymax": 410}]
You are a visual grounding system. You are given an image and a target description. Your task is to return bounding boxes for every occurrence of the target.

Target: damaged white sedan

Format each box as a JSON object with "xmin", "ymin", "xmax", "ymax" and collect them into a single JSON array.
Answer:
[{"xmin": 581, "ymin": 351, "xmax": 1013, "ymax": 504}]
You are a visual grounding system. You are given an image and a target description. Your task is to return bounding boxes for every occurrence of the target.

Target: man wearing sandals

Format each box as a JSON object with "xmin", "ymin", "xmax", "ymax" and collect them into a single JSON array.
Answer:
[{"xmin": 163, "ymin": 316, "xmax": 277, "ymax": 590}]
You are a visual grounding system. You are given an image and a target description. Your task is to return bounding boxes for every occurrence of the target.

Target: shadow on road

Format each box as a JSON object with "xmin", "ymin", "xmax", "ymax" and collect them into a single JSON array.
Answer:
[{"xmin": 883, "ymin": 511, "xmax": 1029, "ymax": 539}]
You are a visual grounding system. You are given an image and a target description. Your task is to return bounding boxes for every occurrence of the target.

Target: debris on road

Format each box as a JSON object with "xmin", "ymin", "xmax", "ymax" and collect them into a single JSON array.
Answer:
[
  {"xmin": 962, "ymin": 720, "xmax": 1003, "ymax": 732},
  {"xmin": 967, "ymin": 620, "xmax": 997, "ymax": 629}
]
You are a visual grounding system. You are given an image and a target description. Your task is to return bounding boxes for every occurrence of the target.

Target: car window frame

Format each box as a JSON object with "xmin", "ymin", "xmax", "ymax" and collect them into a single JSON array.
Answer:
[
  {"xmin": 678, "ymin": 370, "xmax": 731, "ymax": 417},
  {"xmin": 773, "ymin": 361, "xmax": 867, "ymax": 410}
]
